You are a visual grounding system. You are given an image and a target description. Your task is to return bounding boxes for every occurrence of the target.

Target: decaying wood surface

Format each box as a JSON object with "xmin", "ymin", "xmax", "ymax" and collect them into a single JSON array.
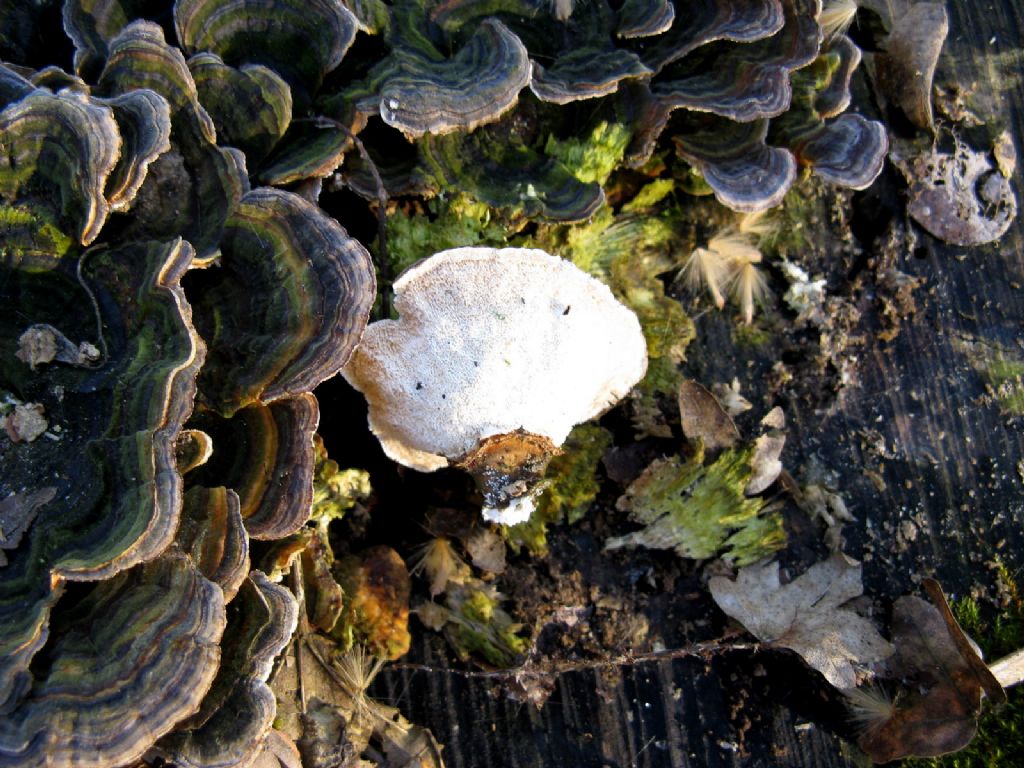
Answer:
[{"xmin": 366, "ymin": 3, "xmax": 1024, "ymax": 766}]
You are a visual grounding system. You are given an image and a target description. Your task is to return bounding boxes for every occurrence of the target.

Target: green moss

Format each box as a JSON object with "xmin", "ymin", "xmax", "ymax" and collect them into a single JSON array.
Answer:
[
  {"xmin": 310, "ymin": 434, "xmax": 371, "ymax": 547},
  {"xmin": 0, "ymin": 202, "xmax": 75, "ymax": 266},
  {"xmin": 607, "ymin": 445, "xmax": 786, "ymax": 565},
  {"xmin": 528, "ymin": 206, "xmax": 694, "ymax": 433},
  {"xmin": 544, "ymin": 121, "xmax": 631, "ymax": 186},
  {"xmin": 507, "ymin": 423, "xmax": 612, "ymax": 556},
  {"xmin": 983, "ymin": 355, "xmax": 1024, "ymax": 415},
  {"xmin": 732, "ymin": 322, "xmax": 773, "ymax": 347},
  {"xmin": 622, "ymin": 178, "xmax": 676, "ymax": 212},
  {"xmin": 384, "ymin": 194, "xmax": 512, "ymax": 271},
  {"xmin": 442, "ymin": 581, "xmax": 530, "ymax": 667},
  {"xmin": 953, "ymin": 337, "xmax": 1024, "ymax": 416},
  {"xmin": 911, "ymin": 561, "xmax": 1024, "ymax": 768}
]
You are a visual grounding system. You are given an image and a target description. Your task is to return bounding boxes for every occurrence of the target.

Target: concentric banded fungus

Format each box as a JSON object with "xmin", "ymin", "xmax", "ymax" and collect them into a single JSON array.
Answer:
[
  {"xmin": 188, "ymin": 53, "xmax": 292, "ymax": 167},
  {"xmin": 673, "ymin": 118, "xmax": 796, "ymax": 211},
  {"xmin": 343, "ymin": 247, "xmax": 647, "ymax": 524},
  {"xmin": 62, "ymin": 0, "xmax": 173, "ymax": 79},
  {"xmin": 99, "ymin": 89, "xmax": 173, "ymax": 211},
  {"xmin": 376, "ymin": 19, "xmax": 530, "ymax": 138},
  {"xmin": 176, "ymin": 486, "xmax": 251, "ymax": 602},
  {"xmin": 617, "ymin": 0, "xmax": 675, "ymax": 39},
  {"xmin": 530, "ymin": 51, "xmax": 652, "ymax": 105},
  {"xmin": 191, "ymin": 188, "xmax": 375, "ymax": 416},
  {"xmin": 174, "ymin": 0, "xmax": 358, "ymax": 108},
  {"xmin": 650, "ymin": 0, "xmax": 819, "ymax": 122},
  {"xmin": 188, "ymin": 394, "xmax": 320, "ymax": 540},
  {"xmin": 0, "ymin": 237, "xmax": 203, "ymax": 714},
  {"xmin": 0, "ymin": 552, "xmax": 226, "ymax": 768},
  {"xmin": 770, "ymin": 36, "xmax": 889, "ymax": 189},
  {"xmin": 0, "ymin": 86, "xmax": 120, "ymax": 250},
  {"xmin": 155, "ymin": 572, "xmax": 298, "ymax": 768},
  {"xmin": 96, "ymin": 21, "xmax": 249, "ymax": 258}
]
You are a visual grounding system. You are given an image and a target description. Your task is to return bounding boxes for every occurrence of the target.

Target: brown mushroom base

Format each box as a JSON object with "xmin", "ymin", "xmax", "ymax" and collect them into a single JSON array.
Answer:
[{"xmin": 457, "ymin": 430, "xmax": 560, "ymax": 524}]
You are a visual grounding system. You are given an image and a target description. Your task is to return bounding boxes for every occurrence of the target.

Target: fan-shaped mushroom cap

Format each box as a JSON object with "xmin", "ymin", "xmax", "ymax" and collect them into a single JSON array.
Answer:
[{"xmin": 343, "ymin": 247, "xmax": 647, "ymax": 524}]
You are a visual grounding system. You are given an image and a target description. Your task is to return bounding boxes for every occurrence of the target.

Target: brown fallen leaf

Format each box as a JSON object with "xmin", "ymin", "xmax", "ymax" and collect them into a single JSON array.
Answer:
[
  {"xmin": 873, "ymin": 2, "xmax": 948, "ymax": 130},
  {"xmin": 464, "ymin": 526, "xmax": 506, "ymax": 575},
  {"xmin": 855, "ymin": 580, "xmax": 1005, "ymax": 763},
  {"xmin": 271, "ymin": 560, "xmax": 444, "ymax": 768},
  {"xmin": 677, "ymin": 379, "xmax": 740, "ymax": 450},
  {"xmin": 709, "ymin": 554, "xmax": 894, "ymax": 690}
]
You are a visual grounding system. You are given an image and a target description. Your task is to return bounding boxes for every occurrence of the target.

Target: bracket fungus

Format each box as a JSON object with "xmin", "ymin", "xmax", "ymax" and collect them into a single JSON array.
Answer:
[{"xmin": 343, "ymin": 247, "xmax": 647, "ymax": 524}]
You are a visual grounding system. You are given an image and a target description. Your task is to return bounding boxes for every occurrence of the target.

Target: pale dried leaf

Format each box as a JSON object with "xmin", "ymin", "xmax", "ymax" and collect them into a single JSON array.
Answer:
[
  {"xmin": 16, "ymin": 324, "xmax": 101, "ymax": 370},
  {"xmin": 3, "ymin": 403, "xmax": 47, "ymax": 443},
  {"xmin": 711, "ymin": 379, "xmax": 752, "ymax": 418},
  {"xmin": 994, "ymin": 131, "xmax": 1017, "ymax": 178},
  {"xmin": 464, "ymin": 527, "xmax": 506, "ymax": 575},
  {"xmin": 874, "ymin": 3, "xmax": 948, "ymax": 130},
  {"xmin": 709, "ymin": 554, "xmax": 894, "ymax": 689},
  {"xmin": 760, "ymin": 407, "xmax": 785, "ymax": 430},
  {"xmin": 0, "ymin": 487, "xmax": 56, "ymax": 566},
  {"xmin": 746, "ymin": 433, "xmax": 785, "ymax": 495}
]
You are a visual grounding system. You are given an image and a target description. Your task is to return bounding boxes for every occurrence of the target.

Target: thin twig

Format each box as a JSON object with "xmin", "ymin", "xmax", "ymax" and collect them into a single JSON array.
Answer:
[
  {"xmin": 75, "ymin": 245, "xmax": 109, "ymax": 367},
  {"xmin": 290, "ymin": 558, "xmax": 309, "ymax": 714},
  {"xmin": 387, "ymin": 634, "xmax": 758, "ymax": 681}
]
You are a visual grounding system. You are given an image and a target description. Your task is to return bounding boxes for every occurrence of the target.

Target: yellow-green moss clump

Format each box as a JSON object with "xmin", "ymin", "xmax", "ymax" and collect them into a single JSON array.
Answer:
[
  {"xmin": 607, "ymin": 445, "xmax": 786, "ymax": 566},
  {"xmin": 544, "ymin": 121, "xmax": 631, "ymax": 186},
  {"xmin": 419, "ymin": 580, "xmax": 530, "ymax": 668},
  {"xmin": 310, "ymin": 434, "xmax": 371, "ymax": 543},
  {"xmin": 508, "ymin": 423, "xmax": 612, "ymax": 556},
  {"xmin": 382, "ymin": 195, "xmax": 514, "ymax": 288}
]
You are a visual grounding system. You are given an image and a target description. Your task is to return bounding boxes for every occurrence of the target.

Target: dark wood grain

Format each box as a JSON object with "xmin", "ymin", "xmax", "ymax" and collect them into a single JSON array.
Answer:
[{"xmin": 369, "ymin": 3, "xmax": 1024, "ymax": 765}]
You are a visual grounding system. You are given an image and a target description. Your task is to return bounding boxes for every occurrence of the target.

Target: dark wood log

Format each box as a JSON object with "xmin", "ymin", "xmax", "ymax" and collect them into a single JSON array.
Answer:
[{"xmin": 368, "ymin": 2, "xmax": 1024, "ymax": 765}]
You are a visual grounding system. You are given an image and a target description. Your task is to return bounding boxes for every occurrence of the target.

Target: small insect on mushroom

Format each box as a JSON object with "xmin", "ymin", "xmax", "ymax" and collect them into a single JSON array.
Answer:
[{"xmin": 343, "ymin": 247, "xmax": 648, "ymax": 524}]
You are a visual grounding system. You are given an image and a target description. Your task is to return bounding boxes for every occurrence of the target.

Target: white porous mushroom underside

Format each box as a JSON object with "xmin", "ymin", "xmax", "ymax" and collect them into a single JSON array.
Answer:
[{"xmin": 342, "ymin": 247, "xmax": 648, "ymax": 471}]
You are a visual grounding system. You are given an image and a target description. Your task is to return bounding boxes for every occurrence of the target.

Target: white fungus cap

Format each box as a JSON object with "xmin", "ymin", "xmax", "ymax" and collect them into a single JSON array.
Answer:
[{"xmin": 342, "ymin": 247, "xmax": 648, "ymax": 522}]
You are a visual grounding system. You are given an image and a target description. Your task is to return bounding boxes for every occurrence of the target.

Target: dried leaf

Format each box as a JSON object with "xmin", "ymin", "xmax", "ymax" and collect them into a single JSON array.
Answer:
[
  {"xmin": 711, "ymin": 379, "xmax": 752, "ymax": 418},
  {"xmin": 873, "ymin": 2, "xmax": 948, "ymax": 130},
  {"xmin": 2, "ymin": 402, "xmax": 47, "ymax": 443},
  {"xmin": 16, "ymin": 324, "xmax": 100, "ymax": 370},
  {"xmin": 0, "ymin": 487, "xmax": 56, "ymax": 566},
  {"xmin": 856, "ymin": 582, "xmax": 1005, "ymax": 762},
  {"xmin": 464, "ymin": 527, "xmax": 506, "ymax": 575},
  {"xmin": 746, "ymin": 433, "xmax": 785, "ymax": 495},
  {"xmin": 677, "ymin": 379, "xmax": 740, "ymax": 450},
  {"xmin": 709, "ymin": 554, "xmax": 894, "ymax": 689}
]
